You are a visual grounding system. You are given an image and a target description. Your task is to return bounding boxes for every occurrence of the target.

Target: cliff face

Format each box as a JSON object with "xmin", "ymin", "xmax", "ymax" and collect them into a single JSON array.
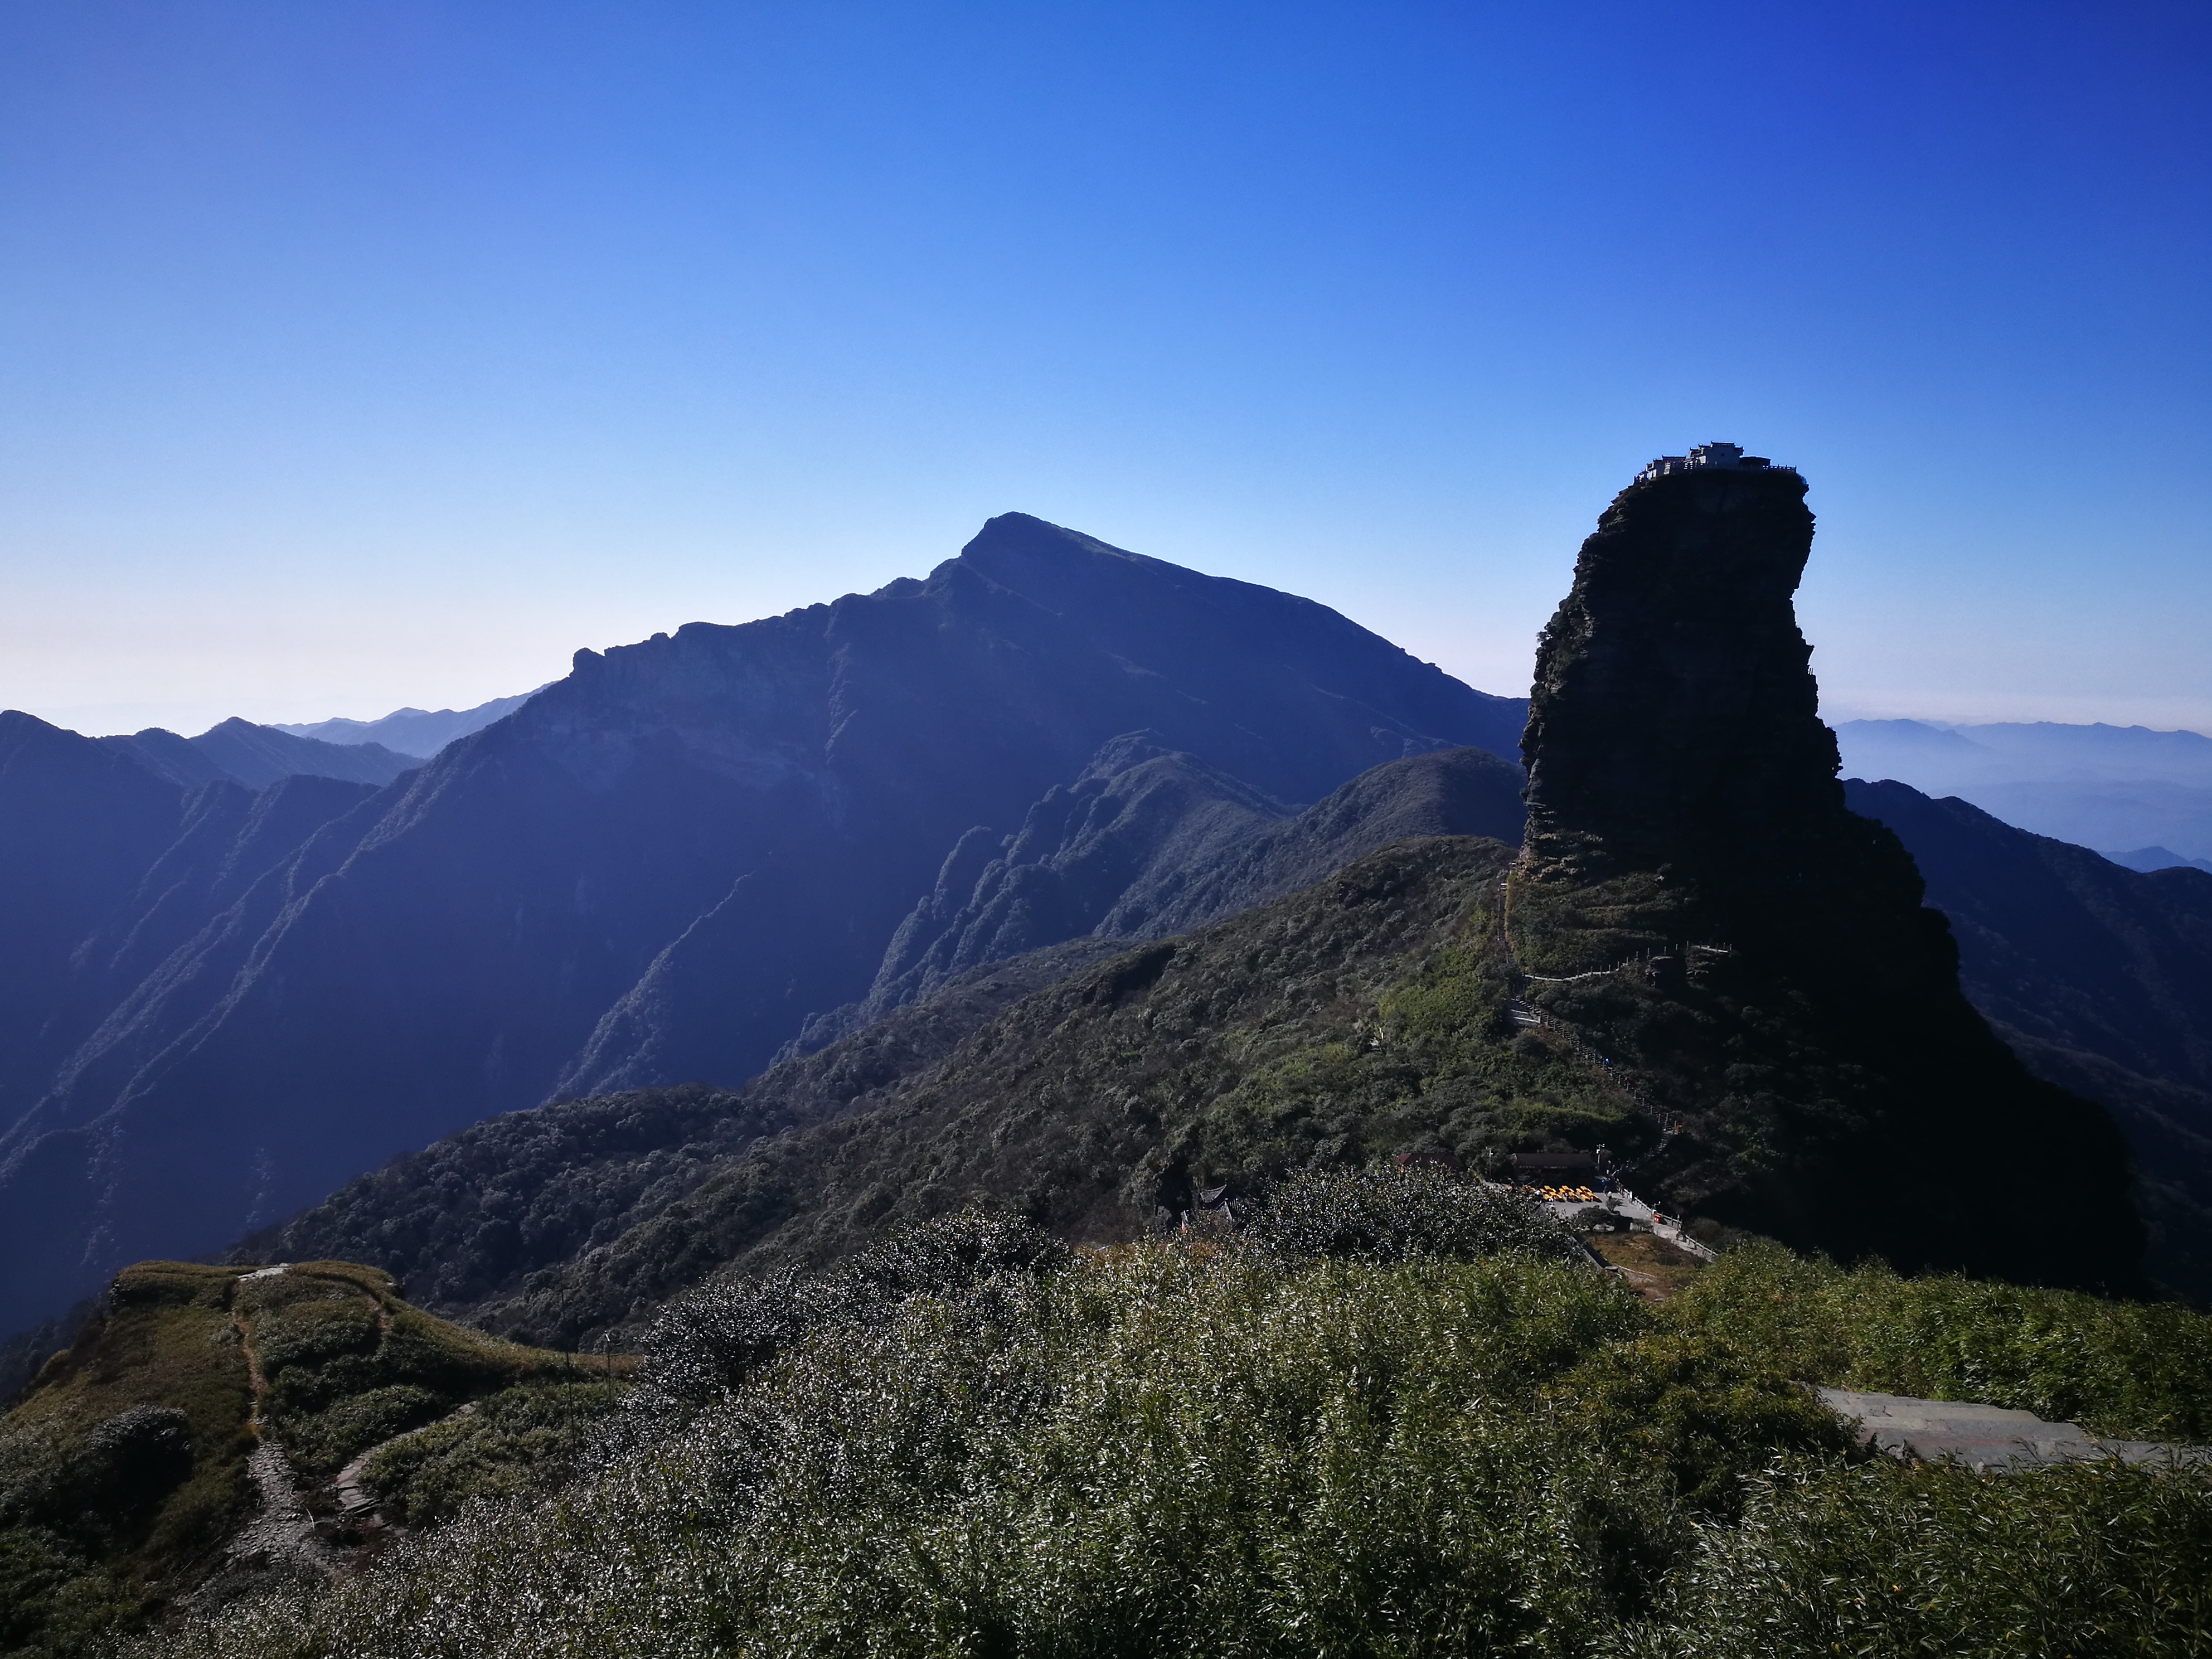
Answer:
[
  {"xmin": 1514, "ymin": 463, "xmax": 2145, "ymax": 1291},
  {"xmin": 1522, "ymin": 467, "xmax": 1836, "ymax": 884}
]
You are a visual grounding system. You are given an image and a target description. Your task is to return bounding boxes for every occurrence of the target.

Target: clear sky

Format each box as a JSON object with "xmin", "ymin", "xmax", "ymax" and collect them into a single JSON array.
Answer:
[{"xmin": 3, "ymin": 0, "xmax": 2207, "ymax": 738}]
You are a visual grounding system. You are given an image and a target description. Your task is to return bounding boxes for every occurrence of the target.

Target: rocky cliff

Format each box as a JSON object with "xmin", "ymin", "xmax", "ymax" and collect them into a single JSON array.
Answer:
[
  {"xmin": 1512, "ymin": 462, "xmax": 2143, "ymax": 1289},
  {"xmin": 1522, "ymin": 465, "xmax": 1834, "ymax": 884}
]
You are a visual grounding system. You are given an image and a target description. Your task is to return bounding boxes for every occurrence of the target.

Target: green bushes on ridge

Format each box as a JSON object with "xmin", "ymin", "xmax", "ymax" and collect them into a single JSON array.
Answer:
[
  {"xmin": 0, "ymin": 1260, "xmax": 602, "ymax": 1658},
  {"xmin": 235, "ymin": 1261, "xmax": 587, "ymax": 1478},
  {"xmin": 1619, "ymin": 1456, "xmax": 2212, "ymax": 1658},
  {"xmin": 138, "ymin": 1173, "xmax": 2212, "ymax": 1659},
  {"xmin": 360, "ymin": 1381, "xmax": 626, "ymax": 1529},
  {"xmin": 1662, "ymin": 1243, "xmax": 2212, "ymax": 1443},
  {"xmin": 1241, "ymin": 1162, "xmax": 1587, "ymax": 1265}
]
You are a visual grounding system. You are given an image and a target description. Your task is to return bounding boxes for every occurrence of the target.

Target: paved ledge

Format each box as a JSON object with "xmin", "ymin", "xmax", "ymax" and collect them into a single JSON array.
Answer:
[{"xmin": 1818, "ymin": 1388, "xmax": 2211, "ymax": 1472}]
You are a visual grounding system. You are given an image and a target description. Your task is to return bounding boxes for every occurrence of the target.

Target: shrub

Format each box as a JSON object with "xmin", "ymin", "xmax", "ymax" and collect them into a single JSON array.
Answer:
[
  {"xmin": 135, "ymin": 1193, "xmax": 2212, "ymax": 1658},
  {"xmin": 362, "ymin": 1381, "xmax": 625, "ymax": 1527},
  {"xmin": 1661, "ymin": 1244, "xmax": 2212, "ymax": 1442},
  {"xmin": 635, "ymin": 1208, "xmax": 1069, "ymax": 1414},
  {"xmin": 1612, "ymin": 1457, "xmax": 2212, "ymax": 1659},
  {"xmin": 1553, "ymin": 1335, "xmax": 1862, "ymax": 1516},
  {"xmin": 1241, "ymin": 1164, "xmax": 1584, "ymax": 1266}
]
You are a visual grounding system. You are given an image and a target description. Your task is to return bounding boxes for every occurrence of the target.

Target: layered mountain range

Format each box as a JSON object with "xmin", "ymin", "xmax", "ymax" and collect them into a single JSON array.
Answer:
[
  {"xmin": 1835, "ymin": 717, "xmax": 2212, "ymax": 862},
  {"xmin": 8, "ymin": 486, "xmax": 2206, "ymax": 1354},
  {"xmin": 94, "ymin": 719, "xmax": 420, "ymax": 790},
  {"xmin": 1841, "ymin": 782, "xmax": 2212, "ymax": 1294},
  {"xmin": 0, "ymin": 514, "xmax": 1522, "ymax": 1335},
  {"xmin": 226, "ymin": 465, "xmax": 2207, "ymax": 1359},
  {"xmin": 273, "ymin": 691, "xmax": 540, "ymax": 758},
  {"xmin": 9, "ymin": 472, "xmax": 2210, "ymax": 1659}
]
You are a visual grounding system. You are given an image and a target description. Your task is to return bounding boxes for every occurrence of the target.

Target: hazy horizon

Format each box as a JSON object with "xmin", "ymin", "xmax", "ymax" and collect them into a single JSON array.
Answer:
[{"xmin": 20, "ymin": 523, "xmax": 2212, "ymax": 743}]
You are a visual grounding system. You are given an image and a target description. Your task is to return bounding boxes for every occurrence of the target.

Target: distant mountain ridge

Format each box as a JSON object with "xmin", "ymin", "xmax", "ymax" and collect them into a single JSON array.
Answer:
[
  {"xmin": 274, "ymin": 691, "xmax": 541, "ymax": 758},
  {"xmin": 0, "ymin": 513, "xmax": 1526, "ymax": 1336},
  {"xmin": 2104, "ymin": 845, "xmax": 2212, "ymax": 876},
  {"xmin": 1835, "ymin": 717, "xmax": 2212, "ymax": 862},
  {"xmin": 93, "ymin": 716, "xmax": 419, "ymax": 789}
]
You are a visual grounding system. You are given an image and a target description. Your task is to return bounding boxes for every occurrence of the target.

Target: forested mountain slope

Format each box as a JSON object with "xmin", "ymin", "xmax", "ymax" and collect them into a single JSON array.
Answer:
[
  {"xmin": 763, "ymin": 739, "xmax": 1525, "ymax": 1069},
  {"xmin": 1844, "ymin": 779, "xmax": 2212, "ymax": 1297},
  {"xmin": 253, "ymin": 748, "xmax": 1530, "ymax": 1335},
  {"xmin": 0, "ymin": 514, "xmax": 1524, "ymax": 1337},
  {"xmin": 258, "ymin": 775, "xmax": 2212, "ymax": 1351},
  {"xmin": 246, "ymin": 467, "xmax": 2164, "ymax": 1349},
  {"xmin": 272, "ymin": 836, "xmax": 1585, "ymax": 1349}
]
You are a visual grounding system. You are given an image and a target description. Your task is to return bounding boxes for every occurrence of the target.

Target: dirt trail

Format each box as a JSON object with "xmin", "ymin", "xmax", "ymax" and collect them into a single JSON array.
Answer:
[
  {"xmin": 332, "ymin": 1401, "xmax": 479, "ymax": 1522},
  {"xmin": 219, "ymin": 1266, "xmax": 342, "ymax": 1577},
  {"xmin": 222, "ymin": 1264, "xmax": 477, "ymax": 1563}
]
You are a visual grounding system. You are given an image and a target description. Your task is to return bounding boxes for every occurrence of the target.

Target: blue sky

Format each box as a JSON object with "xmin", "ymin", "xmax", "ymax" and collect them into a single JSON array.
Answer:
[{"xmin": 3, "ymin": 0, "xmax": 2206, "ymax": 736}]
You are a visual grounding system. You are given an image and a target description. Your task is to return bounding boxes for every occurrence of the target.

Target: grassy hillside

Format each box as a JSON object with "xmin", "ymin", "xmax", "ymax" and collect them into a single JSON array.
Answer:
[
  {"xmin": 0, "ymin": 1259, "xmax": 602, "ymax": 1656},
  {"xmin": 143, "ymin": 1182, "xmax": 2212, "ymax": 1659}
]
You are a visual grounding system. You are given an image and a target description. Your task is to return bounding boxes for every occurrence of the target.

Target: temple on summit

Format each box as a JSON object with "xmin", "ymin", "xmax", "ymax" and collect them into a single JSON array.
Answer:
[{"xmin": 1633, "ymin": 441, "xmax": 1793, "ymax": 483}]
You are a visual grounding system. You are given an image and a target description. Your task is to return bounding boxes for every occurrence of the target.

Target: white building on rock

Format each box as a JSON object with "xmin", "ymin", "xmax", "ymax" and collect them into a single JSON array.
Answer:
[{"xmin": 1633, "ymin": 442, "xmax": 1794, "ymax": 484}]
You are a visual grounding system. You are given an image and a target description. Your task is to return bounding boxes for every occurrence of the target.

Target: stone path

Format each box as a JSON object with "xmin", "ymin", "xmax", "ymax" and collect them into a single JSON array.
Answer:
[
  {"xmin": 332, "ymin": 1400, "xmax": 478, "ymax": 1522},
  {"xmin": 1818, "ymin": 1388, "xmax": 2211, "ymax": 1472},
  {"xmin": 224, "ymin": 1440, "xmax": 338, "ymax": 1573}
]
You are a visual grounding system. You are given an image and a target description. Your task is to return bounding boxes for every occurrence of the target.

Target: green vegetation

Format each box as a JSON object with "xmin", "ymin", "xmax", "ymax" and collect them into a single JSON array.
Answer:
[
  {"xmin": 360, "ymin": 1381, "xmax": 625, "ymax": 1529},
  {"xmin": 1621, "ymin": 1457, "xmax": 2212, "ymax": 1658},
  {"xmin": 1662, "ymin": 1244, "xmax": 2212, "ymax": 1443},
  {"xmin": 1501, "ymin": 853, "xmax": 2144, "ymax": 1292},
  {"xmin": 135, "ymin": 1182, "xmax": 2212, "ymax": 1659},
  {"xmin": 262, "ymin": 831, "xmax": 2145, "ymax": 1389},
  {"xmin": 0, "ymin": 1259, "xmax": 605, "ymax": 1657},
  {"xmin": 313, "ymin": 838, "xmax": 1662, "ymax": 1354},
  {"xmin": 1, "ymin": 1264, "xmax": 256, "ymax": 1657},
  {"xmin": 237, "ymin": 1260, "xmax": 581, "ymax": 1478}
]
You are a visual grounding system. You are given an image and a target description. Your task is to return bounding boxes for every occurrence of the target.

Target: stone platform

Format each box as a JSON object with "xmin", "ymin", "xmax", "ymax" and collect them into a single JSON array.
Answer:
[{"xmin": 1818, "ymin": 1388, "xmax": 2210, "ymax": 1472}]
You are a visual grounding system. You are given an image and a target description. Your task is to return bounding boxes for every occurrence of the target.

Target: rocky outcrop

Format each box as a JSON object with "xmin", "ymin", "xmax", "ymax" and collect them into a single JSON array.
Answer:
[
  {"xmin": 1513, "ymin": 460, "xmax": 2145, "ymax": 1291},
  {"xmin": 1522, "ymin": 464, "xmax": 1839, "ymax": 890}
]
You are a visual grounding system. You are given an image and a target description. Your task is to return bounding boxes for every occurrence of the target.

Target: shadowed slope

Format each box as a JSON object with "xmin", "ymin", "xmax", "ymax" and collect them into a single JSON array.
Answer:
[
  {"xmin": 0, "ymin": 515, "xmax": 1524, "ymax": 1336},
  {"xmin": 1846, "ymin": 779, "xmax": 2212, "ymax": 1298},
  {"xmin": 256, "ymin": 748, "xmax": 1530, "ymax": 1330}
]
